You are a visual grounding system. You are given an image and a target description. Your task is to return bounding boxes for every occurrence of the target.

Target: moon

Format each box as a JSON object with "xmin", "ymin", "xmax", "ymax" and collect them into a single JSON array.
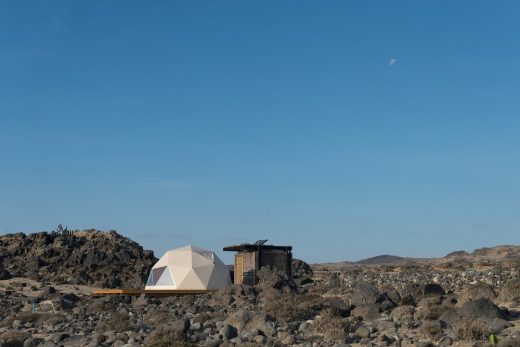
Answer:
[{"xmin": 389, "ymin": 58, "xmax": 397, "ymax": 66}]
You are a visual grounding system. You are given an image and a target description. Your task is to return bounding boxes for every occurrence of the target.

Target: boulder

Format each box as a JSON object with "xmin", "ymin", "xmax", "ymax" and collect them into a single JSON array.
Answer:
[
  {"xmin": 350, "ymin": 281, "xmax": 380, "ymax": 306},
  {"xmin": 414, "ymin": 283, "xmax": 446, "ymax": 300},
  {"xmin": 257, "ymin": 266, "xmax": 296, "ymax": 292},
  {"xmin": 458, "ymin": 284, "xmax": 496, "ymax": 305},
  {"xmin": 0, "ymin": 269, "xmax": 11, "ymax": 280},
  {"xmin": 354, "ymin": 326, "xmax": 370, "ymax": 338},
  {"xmin": 220, "ymin": 324, "xmax": 238, "ymax": 340},
  {"xmin": 322, "ymin": 297, "xmax": 350, "ymax": 317},
  {"xmin": 352, "ymin": 303, "xmax": 382, "ymax": 321},
  {"xmin": 292, "ymin": 259, "xmax": 313, "ymax": 278},
  {"xmin": 225, "ymin": 310, "xmax": 276, "ymax": 337},
  {"xmin": 459, "ymin": 298, "xmax": 508, "ymax": 321}
]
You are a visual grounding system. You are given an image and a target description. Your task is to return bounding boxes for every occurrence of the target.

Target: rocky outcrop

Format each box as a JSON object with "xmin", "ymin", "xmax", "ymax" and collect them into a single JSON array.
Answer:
[
  {"xmin": 1, "ymin": 231, "xmax": 519, "ymax": 347},
  {"xmin": 0, "ymin": 229, "xmax": 156, "ymax": 288}
]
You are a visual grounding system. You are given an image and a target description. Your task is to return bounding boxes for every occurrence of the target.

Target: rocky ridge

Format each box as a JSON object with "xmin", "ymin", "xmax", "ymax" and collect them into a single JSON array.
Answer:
[{"xmin": 0, "ymin": 229, "xmax": 156, "ymax": 288}]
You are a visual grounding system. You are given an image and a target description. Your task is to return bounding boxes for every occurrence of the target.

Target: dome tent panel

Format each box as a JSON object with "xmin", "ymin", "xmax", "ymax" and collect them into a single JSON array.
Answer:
[
  {"xmin": 154, "ymin": 256, "xmax": 170, "ymax": 268},
  {"xmin": 207, "ymin": 263, "xmax": 232, "ymax": 289},
  {"xmin": 146, "ymin": 266, "xmax": 167, "ymax": 286},
  {"xmin": 175, "ymin": 268, "xmax": 207, "ymax": 289},
  {"xmin": 155, "ymin": 266, "xmax": 175, "ymax": 286},
  {"xmin": 192, "ymin": 263, "xmax": 215, "ymax": 287},
  {"xmin": 191, "ymin": 251, "xmax": 215, "ymax": 268},
  {"xmin": 168, "ymin": 264, "xmax": 192, "ymax": 286},
  {"xmin": 145, "ymin": 245, "xmax": 231, "ymax": 291},
  {"xmin": 167, "ymin": 249, "xmax": 193, "ymax": 267}
]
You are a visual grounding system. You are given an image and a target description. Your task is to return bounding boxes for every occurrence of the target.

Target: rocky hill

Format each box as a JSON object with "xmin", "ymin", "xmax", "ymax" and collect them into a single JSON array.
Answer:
[
  {"xmin": 355, "ymin": 254, "xmax": 407, "ymax": 265},
  {"xmin": 338, "ymin": 245, "xmax": 520, "ymax": 266},
  {"xmin": 445, "ymin": 245, "xmax": 520, "ymax": 262},
  {"xmin": 0, "ymin": 229, "xmax": 156, "ymax": 288}
]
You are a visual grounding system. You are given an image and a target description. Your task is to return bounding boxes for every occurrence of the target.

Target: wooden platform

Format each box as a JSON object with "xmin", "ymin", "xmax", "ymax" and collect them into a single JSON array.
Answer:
[{"xmin": 92, "ymin": 288, "xmax": 215, "ymax": 297}]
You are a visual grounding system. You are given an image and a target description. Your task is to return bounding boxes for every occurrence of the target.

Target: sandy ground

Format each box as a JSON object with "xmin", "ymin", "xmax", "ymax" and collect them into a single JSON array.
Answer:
[{"xmin": 0, "ymin": 277, "xmax": 95, "ymax": 298}]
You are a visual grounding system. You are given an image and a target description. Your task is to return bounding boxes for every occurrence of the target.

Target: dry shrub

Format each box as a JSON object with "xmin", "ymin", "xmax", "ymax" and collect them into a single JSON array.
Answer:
[
  {"xmin": 392, "ymin": 305, "xmax": 415, "ymax": 321},
  {"xmin": 13, "ymin": 312, "xmax": 41, "ymax": 323},
  {"xmin": 313, "ymin": 308, "xmax": 349, "ymax": 343},
  {"xmin": 0, "ymin": 331, "xmax": 29, "ymax": 347},
  {"xmin": 0, "ymin": 316, "xmax": 15, "ymax": 328},
  {"xmin": 86, "ymin": 299, "xmax": 117, "ymax": 315},
  {"xmin": 264, "ymin": 293, "xmax": 324, "ymax": 323},
  {"xmin": 498, "ymin": 279, "xmax": 520, "ymax": 305},
  {"xmin": 453, "ymin": 316, "xmax": 489, "ymax": 340},
  {"xmin": 414, "ymin": 305, "xmax": 449, "ymax": 320},
  {"xmin": 0, "ymin": 312, "xmax": 64, "ymax": 328},
  {"xmin": 143, "ymin": 308, "xmax": 171, "ymax": 327},
  {"xmin": 145, "ymin": 326, "xmax": 193, "ymax": 347},
  {"xmin": 96, "ymin": 312, "xmax": 132, "ymax": 332},
  {"xmin": 43, "ymin": 313, "xmax": 65, "ymax": 326},
  {"xmin": 497, "ymin": 336, "xmax": 520, "ymax": 347},
  {"xmin": 391, "ymin": 305, "xmax": 416, "ymax": 328},
  {"xmin": 419, "ymin": 321, "xmax": 443, "ymax": 341},
  {"xmin": 192, "ymin": 311, "xmax": 217, "ymax": 324}
]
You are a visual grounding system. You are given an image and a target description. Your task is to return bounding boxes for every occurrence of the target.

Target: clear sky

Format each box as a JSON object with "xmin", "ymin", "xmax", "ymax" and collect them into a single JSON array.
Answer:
[{"xmin": 1, "ymin": 1, "xmax": 519, "ymax": 264}]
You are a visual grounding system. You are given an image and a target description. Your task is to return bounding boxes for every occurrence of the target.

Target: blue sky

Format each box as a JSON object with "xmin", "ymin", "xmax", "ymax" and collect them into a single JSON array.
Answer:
[{"xmin": 1, "ymin": 1, "xmax": 519, "ymax": 263}]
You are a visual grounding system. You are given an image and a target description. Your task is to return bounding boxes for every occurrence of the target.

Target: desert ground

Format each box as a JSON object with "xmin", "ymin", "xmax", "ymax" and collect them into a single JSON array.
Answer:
[{"xmin": 1, "ymin": 230, "xmax": 520, "ymax": 347}]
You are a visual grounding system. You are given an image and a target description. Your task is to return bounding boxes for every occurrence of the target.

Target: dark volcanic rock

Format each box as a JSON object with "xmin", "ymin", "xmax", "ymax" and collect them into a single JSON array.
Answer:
[
  {"xmin": 352, "ymin": 303, "xmax": 382, "ymax": 321},
  {"xmin": 404, "ymin": 283, "xmax": 445, "ymax": 303},
  {"xmin": 458, "ymin": 283, "xmax": 496, "ymax": 304},
  {"xmin": 292, "ymin": 258, "xmax": 313, "ymax": 278},
  {"xmin": 351, "ymin": 281, "xmax": 380, "ymax": 305},
  {"xmin": 459, "ymin": 298, "xmax": 508, "ymax": 321},
  {"xmin": 0, "ymin": 229, "xmax": 156, "ymax": 288},
  {"xmin": 0, "ymin": 268, "xmax": 11, "ymax": 280},
  {"xmin": 257, "ymin": 265, "xmax": 297, "ymax": 295}
]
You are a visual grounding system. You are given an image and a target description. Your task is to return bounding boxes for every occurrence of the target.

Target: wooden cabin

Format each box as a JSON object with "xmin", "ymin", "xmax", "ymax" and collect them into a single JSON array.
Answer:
[{"xmin": 223, "ymin": 240, "xmax": 292, "ymax": 285}]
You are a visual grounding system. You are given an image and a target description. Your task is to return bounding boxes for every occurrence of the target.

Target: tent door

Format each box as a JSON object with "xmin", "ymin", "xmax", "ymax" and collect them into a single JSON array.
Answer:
[{"xmin": 235, "ymin": 254, "xmax": 244, "ymax": 284}]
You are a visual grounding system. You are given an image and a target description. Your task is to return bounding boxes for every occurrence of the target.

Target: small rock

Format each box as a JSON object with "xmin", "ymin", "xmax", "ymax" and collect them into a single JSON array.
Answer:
[
  {"xmin": 12, "ymin": 319, "xmax": 22, "ymax": 329},
  {"xmin": 220, "ymin": 324, "xmax": 238, "ymax": 340},
  {"xmin": 23, "ymin": 337, "xmax": 45, "ymax": 347},
  {"xmin": 438, "ymin": 336, "xmax": 453, "ymax": 346},
  {"xmin": 355, "ymin": 326, "xmax": 370, "ymax": 338}
]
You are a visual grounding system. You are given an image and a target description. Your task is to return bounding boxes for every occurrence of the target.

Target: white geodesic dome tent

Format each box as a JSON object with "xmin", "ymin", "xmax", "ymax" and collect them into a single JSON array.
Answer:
[{"xmin": 145, "ymin": 245, "xmax": 231, "ymax": 290}]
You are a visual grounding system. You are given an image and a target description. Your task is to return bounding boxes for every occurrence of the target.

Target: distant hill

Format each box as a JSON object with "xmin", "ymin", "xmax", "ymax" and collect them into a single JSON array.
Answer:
[
  {"xmin": 320, "ymin": 245, "xmax": 520, "ymax": 267},
  {"xmin": 445, "ymin": 245, "xmax": 520, "ymax": 262},
  {"xmin": 355, "ymin": 255, "xmax": 407, "ymax": 265}
]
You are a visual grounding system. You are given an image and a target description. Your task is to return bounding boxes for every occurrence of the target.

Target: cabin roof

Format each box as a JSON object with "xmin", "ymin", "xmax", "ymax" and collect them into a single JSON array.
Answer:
[{"xmin": 223, "ymin": 243, "xmax": 292, "ymax": 252}]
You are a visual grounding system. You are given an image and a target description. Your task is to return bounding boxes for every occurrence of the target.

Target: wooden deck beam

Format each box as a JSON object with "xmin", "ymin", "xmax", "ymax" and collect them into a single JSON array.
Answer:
[{"xmin": 92, "ymin": 289, "xmax": 216, "ymax": 297}]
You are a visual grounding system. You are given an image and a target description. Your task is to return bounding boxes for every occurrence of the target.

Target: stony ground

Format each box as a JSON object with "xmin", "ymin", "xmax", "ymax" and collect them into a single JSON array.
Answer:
[{"xmin": 1, "ymin": 230, "xmax": 520, "ymax": 346}]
